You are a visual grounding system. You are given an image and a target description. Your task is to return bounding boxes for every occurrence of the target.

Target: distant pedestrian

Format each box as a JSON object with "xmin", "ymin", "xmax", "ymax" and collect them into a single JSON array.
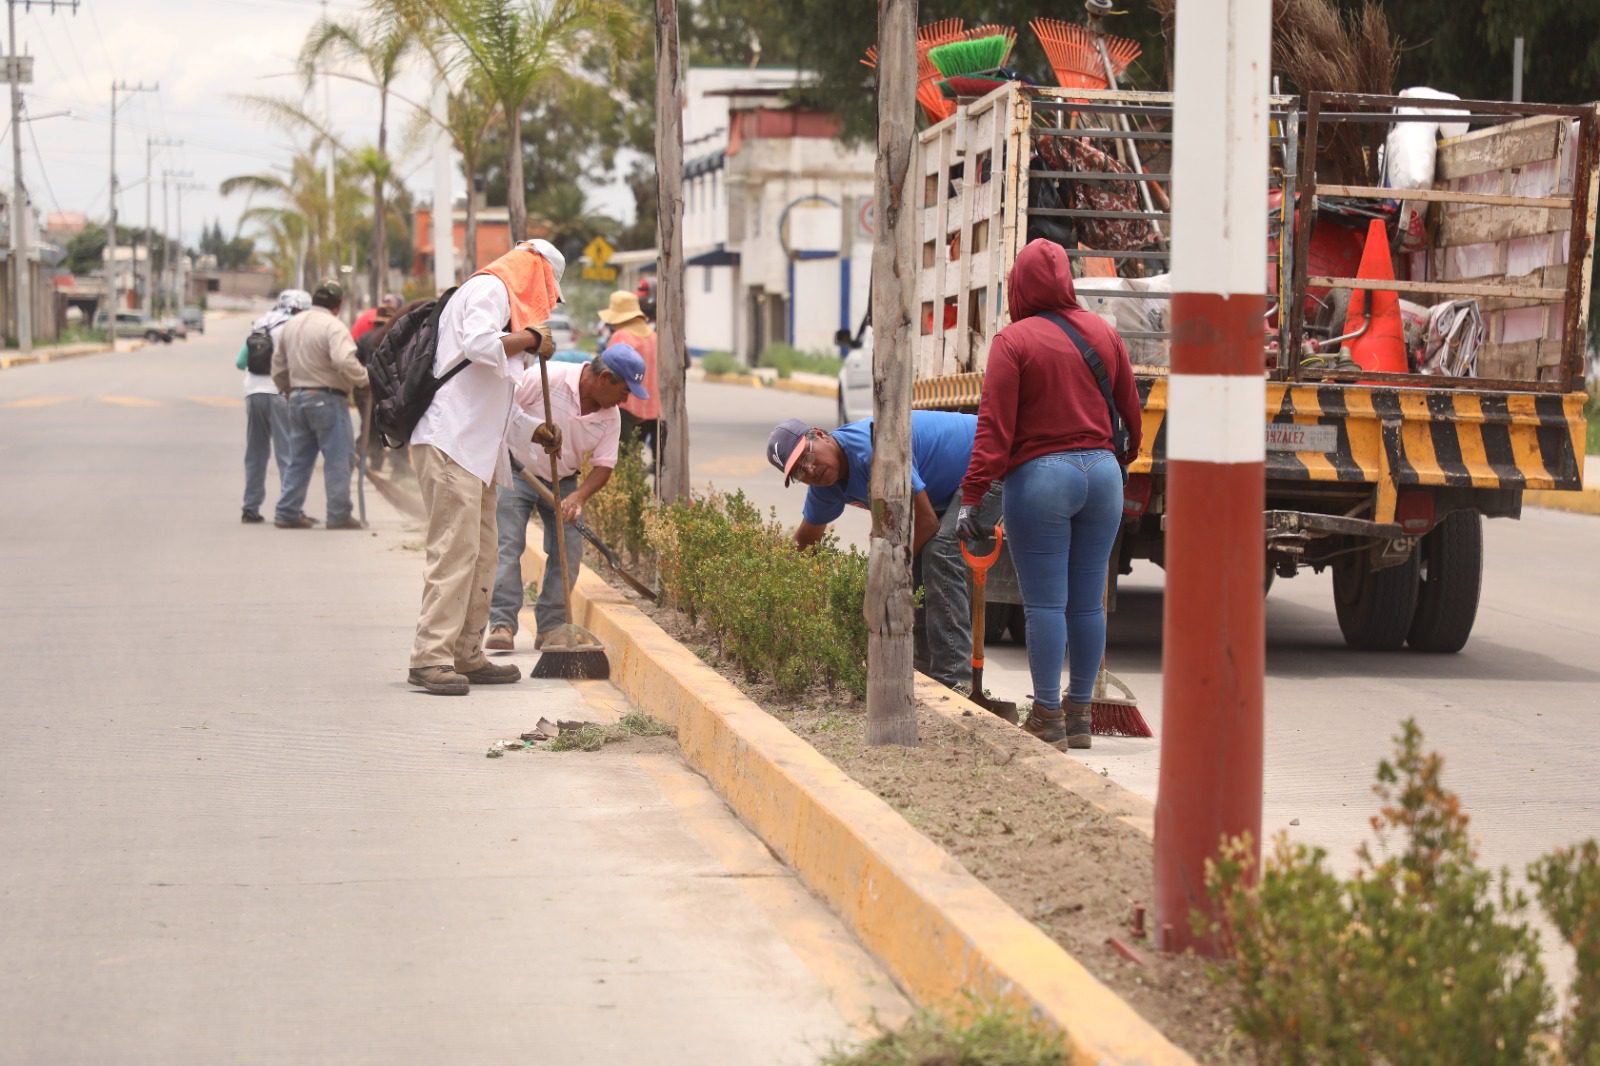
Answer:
[
  {"xmin": 766, "ymin": 411, "xmax": 1001, "ymax": 691},
  {"xmin": 237, "ymin": 289, "xmax": 310, "ymax": 523},
  {"xmin": 958, "ymin": 239, "xmax": 1141, "ymax": 751},
  {"xmin": 405, "ymin": 240, "xmax": 563, "ymax": 696},
  {"xmin": 271, "ymin": 280, "xmax": 369, "ymax": 531},
  {"xmin": 486, "ymin": 342, "xmax": 646, "ymax": 652},
  {"xmin": 352, "ymin": 292, "xmax": 402, "ymax": 344},
  {"xmin": 597, "ymin": 290, "xmax": 658, "ymax": 459}
]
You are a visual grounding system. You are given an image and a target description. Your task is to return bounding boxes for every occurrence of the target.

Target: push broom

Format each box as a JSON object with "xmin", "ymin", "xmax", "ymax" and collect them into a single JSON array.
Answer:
[{"xmin": 527, "ymin": 353, "xmax": 610, "ymax": 681}]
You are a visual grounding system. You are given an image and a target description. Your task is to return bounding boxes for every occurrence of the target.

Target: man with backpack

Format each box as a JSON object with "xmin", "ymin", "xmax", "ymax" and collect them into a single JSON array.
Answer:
[
  {"xmin": 402, "ymin": 240, "xmax": 564, "ymax": 696},
  {"xmin": 237, "ymin": 289, "xmax": 310, "ymax": 524},
  {"xmin": 271, "ymin": 280, "xmax": 368, "ymax": 531}
]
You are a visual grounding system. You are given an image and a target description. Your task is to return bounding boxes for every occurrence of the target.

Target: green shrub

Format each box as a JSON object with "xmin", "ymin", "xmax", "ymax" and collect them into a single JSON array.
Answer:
[
  {"xmin": 758, "ymin": 343, "xmax": 842, "ymax": 380},
  {"xmin": 1530, "ymin": 840, "xmax": 1600, "ymax": 1064},
  {"xmin": 822, "ymin": 998, "xmax": 1064, "ymax": 1066},
  {"xmin": 1204, "ymin": 719, "xmax": 1553, "ymax": 1064},
  {"xmin": 647, "ymin": 491, "xmax": 868, "ymax": 698},
  {"xmin": 583, "ymin": 429, "xmax": 651, "ymax": 563},
  {"xmin": 700, "ymin": 350, "xmax": 739, "ymax": 376}
]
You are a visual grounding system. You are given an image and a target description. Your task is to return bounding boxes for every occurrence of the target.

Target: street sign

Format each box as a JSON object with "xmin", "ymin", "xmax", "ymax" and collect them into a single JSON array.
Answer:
[
  {"xmin": 583, "ymin": 235, "xmax": 615, "ymax": 268},
  {"xmin": 4, "ymin": 56, "xmax": 34, "ymax": 84},
  {"xmin": 582, "ymin": 265, "xmax": 618, "ymax": 282}
]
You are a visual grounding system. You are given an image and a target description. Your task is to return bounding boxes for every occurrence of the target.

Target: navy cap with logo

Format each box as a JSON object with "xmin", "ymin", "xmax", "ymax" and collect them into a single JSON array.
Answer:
[
  {"xmin": 599, "ymin": 342, "xmax": 649, "ymax": 400},
  {"xmin": 766, "ymin": 418, "xmax": 811, "ymax": 487}
]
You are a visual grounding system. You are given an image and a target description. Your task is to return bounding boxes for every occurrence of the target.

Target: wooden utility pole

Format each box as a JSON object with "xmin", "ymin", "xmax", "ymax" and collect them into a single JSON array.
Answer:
[
  {"xmin": 654, "ymin": 0, "xmax": 690, "ymax": 504},
  {"xmin": 865, "ymin": 0, "xmax": 918, "ymax": 747}
]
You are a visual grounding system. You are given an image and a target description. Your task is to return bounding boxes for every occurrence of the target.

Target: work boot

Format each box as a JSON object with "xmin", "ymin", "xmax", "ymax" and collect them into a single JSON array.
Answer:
[
  {"xmin": 241, "ymin": 509, "xmax": 264, "ymax": 524},
  {"xmin": 326, "ymin": 516, "xmax": 366, "ymax": 530},
  {"xmin": 1065, "ymin": 701, "xmax": 1093, "ymax": 750},
  {"xmin": 408, "ymin": 665, "xmax": 469, "ymax": 696},
  {"xmin": 457, "ymin": 660, "xmax": 521, "ymax": 685},
  {"xmin": 1022, "ymin": 702, "xmax": 1068, "ymax": 749},
  {"xmin": 274, "ymin": 514, "xmax": 319, "ymax": 529},
  {"xmin": 485, "ymin": 625, "xmax": 515, "ymax": 651}
]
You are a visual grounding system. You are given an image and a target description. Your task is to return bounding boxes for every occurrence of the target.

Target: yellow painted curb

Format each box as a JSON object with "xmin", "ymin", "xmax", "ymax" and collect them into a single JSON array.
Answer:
[
  {"xmin": 1526, "ymin": 487, "xmax": 1600, "ymax": 516},
  {"xmin": 773, "ymin": 377, "xmax": 840, "ymax": 400},
  {"xmin": 702, "ymin": 371, "xmax": 765, "ymax": 389},
  {"xmin": 0, "ymin": 343, "xmax": 114, "ymax": 371},
  {"xmin": 523, "ymin": 540, "xmax": 1192, "ymax": 1065}
]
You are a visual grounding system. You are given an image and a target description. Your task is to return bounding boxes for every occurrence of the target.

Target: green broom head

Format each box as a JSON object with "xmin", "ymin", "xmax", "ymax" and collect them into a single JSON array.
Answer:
[{"xmin": 928, "ymin": 35, "xmax": 1010, "ymax": 78}]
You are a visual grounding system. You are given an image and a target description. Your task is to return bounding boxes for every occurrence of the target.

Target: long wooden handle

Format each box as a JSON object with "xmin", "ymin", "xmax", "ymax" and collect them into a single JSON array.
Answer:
[{"xmin": 537, "ymin": 354, "xmax": 577, "ymax": 627}]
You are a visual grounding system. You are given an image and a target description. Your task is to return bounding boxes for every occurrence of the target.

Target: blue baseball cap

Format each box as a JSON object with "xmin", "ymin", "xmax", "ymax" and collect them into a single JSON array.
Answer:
[
  {"xmin": 766, "ymin": 418, "xmax": 811, "ymax": 486},
  {"xmin": 599, "ymin": 342, "xmax": 650, "ymax": 400}
]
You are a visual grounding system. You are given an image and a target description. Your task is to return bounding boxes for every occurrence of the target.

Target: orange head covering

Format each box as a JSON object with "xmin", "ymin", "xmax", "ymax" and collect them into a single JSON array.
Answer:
[{"xmin": 473, "ymin": 242, "xmax": 562, "ymax": 332}]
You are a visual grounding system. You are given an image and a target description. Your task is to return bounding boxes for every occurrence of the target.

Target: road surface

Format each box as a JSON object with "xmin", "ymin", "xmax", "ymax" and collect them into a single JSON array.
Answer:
[{"xmin": 0, "ymin": 325, "xmax": 905, "ymax": 1065}]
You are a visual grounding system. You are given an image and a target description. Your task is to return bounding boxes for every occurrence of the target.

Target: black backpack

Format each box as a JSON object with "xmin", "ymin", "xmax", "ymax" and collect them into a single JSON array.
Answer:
[
  {"xmin": 244, "ymin": 327, "xmax": 274, "ymax": 376},
  {"xmin": 367, "ymin": 287, "xmax": 464, "ymax": 449}
]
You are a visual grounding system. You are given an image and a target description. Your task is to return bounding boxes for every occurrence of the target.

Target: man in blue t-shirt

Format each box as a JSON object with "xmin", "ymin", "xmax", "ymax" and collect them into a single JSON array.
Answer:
[{"xmin": 765, "ymin": 411, "xmax": 1002, "ymax": 691}]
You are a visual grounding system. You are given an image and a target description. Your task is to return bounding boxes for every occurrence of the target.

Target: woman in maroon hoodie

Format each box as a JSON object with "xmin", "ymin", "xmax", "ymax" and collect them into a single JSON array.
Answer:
[{"xmin": 957, "ymin": 239, "xmax": 1142, "ymax": 750}]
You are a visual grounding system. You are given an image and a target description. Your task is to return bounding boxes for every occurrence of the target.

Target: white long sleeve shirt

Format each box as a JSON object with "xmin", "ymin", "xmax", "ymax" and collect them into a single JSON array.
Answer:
[{"xmin": 409, "ymin": 273, "xmax": 521, "ymax": 487}]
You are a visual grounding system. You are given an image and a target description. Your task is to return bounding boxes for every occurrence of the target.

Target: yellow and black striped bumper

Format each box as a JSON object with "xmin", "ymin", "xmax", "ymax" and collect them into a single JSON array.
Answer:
[{"xmin": 916, "ymin": 373, "xmax": 1587, "ymax": 500}]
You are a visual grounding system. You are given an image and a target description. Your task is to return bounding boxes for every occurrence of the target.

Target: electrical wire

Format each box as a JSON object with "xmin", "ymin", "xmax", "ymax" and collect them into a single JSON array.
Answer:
[{"xmin": 27, "ymin": 110, "xmax": 66, "ymax": 217}]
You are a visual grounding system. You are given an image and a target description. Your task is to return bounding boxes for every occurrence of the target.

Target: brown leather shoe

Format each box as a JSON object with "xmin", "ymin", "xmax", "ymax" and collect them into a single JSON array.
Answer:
[
  {"xmin": 274, "ymin": 514, "xmax": 319, "ymax": 529},
  {"xmin": 458, "ymin": 660, "xmax": 521, "ymax": 685},
  {"xmin": 1022, "ymin": 702, "xmax": 1068, "ymax": 749},
  {"xmin": 408, "ymin": 665, "xmax": 469, "ymax": 696},
  {"xmin": 1065, "ymin": 701, "xmax": 1093, "ymax": 749},
  {"xmin": 485, "ymin": 626, "xmax": 514, "ymax": 651}
]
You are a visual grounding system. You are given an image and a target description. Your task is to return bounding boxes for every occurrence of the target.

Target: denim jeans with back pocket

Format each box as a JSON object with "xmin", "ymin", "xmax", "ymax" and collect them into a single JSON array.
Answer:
[{"xmin": 275, "ymin": 390, "xmax": 355, "ymax": 524}]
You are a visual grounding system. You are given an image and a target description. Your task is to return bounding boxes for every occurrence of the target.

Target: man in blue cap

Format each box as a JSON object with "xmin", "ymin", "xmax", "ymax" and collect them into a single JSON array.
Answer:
[
  {"xmin": 766, "ymin": 412, "xmax": 1002, "ymax": 692},
  {"xmin": 487, "ymin": 342, "xmax": 649, "ymax": 651}
]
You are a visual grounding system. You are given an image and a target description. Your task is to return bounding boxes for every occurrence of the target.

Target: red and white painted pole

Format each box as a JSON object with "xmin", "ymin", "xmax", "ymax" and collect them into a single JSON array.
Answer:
[{"xmin": 1154, "ymin": 0, "xmax": 1270, "ymax": 955}]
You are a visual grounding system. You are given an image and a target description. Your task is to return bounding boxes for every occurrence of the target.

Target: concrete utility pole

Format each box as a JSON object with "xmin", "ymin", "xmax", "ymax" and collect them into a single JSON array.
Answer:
[
  {"xmin": 430, "ymin": 82, "xmax": 454, "ymax": 293},
  {"xmin": 654, "ymin": 0, "xmax": 690, "ymax": 504},
  {"xmin": 173, "ymin": 180, "xmax": 204, "ymax": 310},
  {"xmin": 107, "ymin": 80, "xmax": 156, "ymax": 349},
  {"xmin": 1154, "ymin": 0, "xmax": 1269, "ymax": 955},
  {"xmin": 865, "ymin": 0, "xmax": 918, "ymax": 747},
  {"xmin": 321, "ymin": 0, "xmax": 335, "ymax": 288},
  {"xmin": 7, "ymin": 0, "xmax": 78, "ymax": 355},
  {"xmin": 162, "ymin": 169, "xmax": 192, "ymax": 312},
  {"xmin": 143, "ymin": 137, "xmax": 180, "ymax": 318}
]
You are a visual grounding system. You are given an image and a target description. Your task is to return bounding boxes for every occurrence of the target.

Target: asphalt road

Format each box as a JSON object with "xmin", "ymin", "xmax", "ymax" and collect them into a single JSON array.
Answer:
[
  {"xmin": 0, "ymin": 325, "xmax": 905, "ymax": 1065},
  {"xmin": 691, "ymin": 376, "xmax": 1599, "ymax": 983}
]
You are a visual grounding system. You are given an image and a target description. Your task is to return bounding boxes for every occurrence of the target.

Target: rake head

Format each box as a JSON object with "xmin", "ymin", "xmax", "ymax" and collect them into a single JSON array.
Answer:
[
  {"xmin": 861, "ymin": 17, "xmax": 967, "ymax": 69},
  {"xmin": 1030, "ymin": 16, "xmax": 1141, "ymax": 91}
]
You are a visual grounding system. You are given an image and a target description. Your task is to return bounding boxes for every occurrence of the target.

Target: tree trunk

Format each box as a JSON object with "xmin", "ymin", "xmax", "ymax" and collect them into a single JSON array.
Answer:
[
  {"xmin": 464, "ymin": 149, "xmax": 479, "ymax": 273},
  {"xmin": 506, "ymin": 101, "xmax": 527, "ymax": 244},
  {"xmin": 372, "ymin": 89, "xmax": 389, "ymax": 302},
  {"xmin": 654, "ymin": 0, "xmax": 690, "ymax": 504},
  {"xmin": 865, "ymin": 0, "xmax": 919, "ymax": 747}
]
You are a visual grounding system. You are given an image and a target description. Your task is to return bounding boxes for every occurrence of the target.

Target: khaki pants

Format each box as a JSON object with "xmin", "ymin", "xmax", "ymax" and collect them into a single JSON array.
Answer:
[{"xmin": 409, "ymin": 444, "xmax": 497, "ymax": 670}]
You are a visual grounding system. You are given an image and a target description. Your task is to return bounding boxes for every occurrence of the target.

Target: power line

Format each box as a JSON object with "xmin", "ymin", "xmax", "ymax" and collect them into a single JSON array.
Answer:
[{"xmin": 26, "ymin": 106, "xmax": 64, "ymax": 216}]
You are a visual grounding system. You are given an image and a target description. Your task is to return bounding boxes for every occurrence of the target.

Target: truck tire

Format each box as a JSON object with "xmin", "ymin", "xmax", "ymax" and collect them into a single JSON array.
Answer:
[
  {"xmin": 1406, "ymin": 511, "xmax": 1483, "ymax": 653},
  {"xmin": 1333, "ymin": 547, "xmax": 1420, "ymax": 651},
  {"xmin": 983, "ymin": 604, "xmax": 1008, "ymax": 647},
  {"xmin": 1008, "ymin": 603, "xmax": 1027, "ymax": 646}
]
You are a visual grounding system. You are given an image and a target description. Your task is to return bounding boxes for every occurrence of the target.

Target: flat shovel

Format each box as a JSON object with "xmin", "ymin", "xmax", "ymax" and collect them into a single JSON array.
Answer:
[{"xmin": 960, "ymin": 524, "xmax": 1019, "ymax": 724}]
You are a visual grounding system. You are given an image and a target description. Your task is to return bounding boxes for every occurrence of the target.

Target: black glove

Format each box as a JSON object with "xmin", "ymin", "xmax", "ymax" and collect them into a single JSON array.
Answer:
[{"xmin": 955, "ymin": 505, "xmax": 989, "ymax": 543}]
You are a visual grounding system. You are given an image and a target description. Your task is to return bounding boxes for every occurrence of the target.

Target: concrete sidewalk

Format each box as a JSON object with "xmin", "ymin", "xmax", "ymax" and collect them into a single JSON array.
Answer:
[{"xmin": 0, "ymin": 329, "xmax": 903, "ymax": 1064}]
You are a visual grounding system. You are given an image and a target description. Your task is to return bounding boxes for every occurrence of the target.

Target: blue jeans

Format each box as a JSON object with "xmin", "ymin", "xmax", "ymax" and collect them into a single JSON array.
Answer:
[
  {"xmin": 1003, "ymin": 449, "xmax": 1123, "ymax": 709},
  {"xmin": 242, "ymin": 393, "xmax": 290, "ymax": 516},
  {"xmin": 490, "ymin": 472, "xmax": 583, "ymax": 637},
  {"xmin": 275, "ymin": 389, "xmax": 355, "ymax": 524}
]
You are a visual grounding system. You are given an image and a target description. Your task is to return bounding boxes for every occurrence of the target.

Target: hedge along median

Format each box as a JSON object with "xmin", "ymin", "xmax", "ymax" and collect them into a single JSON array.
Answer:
[{"xmin": 532, "ymin": 447, "xmax": 1203, "ymax": 1062}]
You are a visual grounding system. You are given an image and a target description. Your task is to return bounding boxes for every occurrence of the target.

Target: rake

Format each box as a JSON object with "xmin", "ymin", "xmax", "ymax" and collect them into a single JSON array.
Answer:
[
  {"xmin": 862, "ymin": 19, "xmax": 967, "ymax": 123},
  {"xmin": 1030, "ymin": 17, "xmax": 1140, "ymax": 90}
]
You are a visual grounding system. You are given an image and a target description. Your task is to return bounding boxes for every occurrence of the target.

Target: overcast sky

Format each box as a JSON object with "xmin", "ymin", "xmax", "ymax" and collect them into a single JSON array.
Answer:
[{"xmin": 10, "ymin": 0, "xmax": 632, "ymax": 254}]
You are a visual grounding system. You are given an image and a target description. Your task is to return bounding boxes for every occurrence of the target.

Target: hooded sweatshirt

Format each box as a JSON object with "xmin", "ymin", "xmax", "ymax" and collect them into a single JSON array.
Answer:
[{"xmin": 960, "ymin": 239, "xmax": 1143, "ymax": 506}]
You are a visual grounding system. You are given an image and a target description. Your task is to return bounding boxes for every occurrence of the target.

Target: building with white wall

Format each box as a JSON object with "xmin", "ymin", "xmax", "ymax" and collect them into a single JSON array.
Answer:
[{"xmin": 678, "ymin": 68, "xmax": 877, "ymax": 364}]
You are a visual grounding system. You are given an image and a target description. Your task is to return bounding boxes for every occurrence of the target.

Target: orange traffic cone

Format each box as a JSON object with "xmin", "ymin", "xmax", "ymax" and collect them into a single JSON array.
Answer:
[{"xmin": 1340, "ymin": 219, "xmax": 1407, "ymax": 375}]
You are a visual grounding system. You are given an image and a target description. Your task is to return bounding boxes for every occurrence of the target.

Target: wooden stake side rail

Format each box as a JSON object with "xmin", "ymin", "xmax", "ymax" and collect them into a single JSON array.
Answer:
[
  {"xmin": 1307, "ymin": 276, "xmax": 1566, "ymax": 301},
  {"xmin": 1315, "ymin": 183, "xmax": 1574, "ymax": 210}
]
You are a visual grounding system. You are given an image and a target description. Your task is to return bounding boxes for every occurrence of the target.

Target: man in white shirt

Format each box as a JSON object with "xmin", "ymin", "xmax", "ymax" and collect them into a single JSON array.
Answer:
[
  {"xmin": 236, "ymin": 289, "xmax": 310, "ymax": 524},
  {"xmin": 406, "ymin": 240, "xmax": 563, "ymax": 696},
  {"xmin": 487, "ymin": 342, "xmax": 648, "ymax": 651}
]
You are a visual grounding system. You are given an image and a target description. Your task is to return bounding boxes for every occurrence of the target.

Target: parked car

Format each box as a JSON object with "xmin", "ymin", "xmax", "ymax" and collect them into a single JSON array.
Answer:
[
  {"xmin": 179, "ymin": 306, "xmax": 204, "ymax": 334},
  {"xmin": 93, "ymin": 310, "xmax": 173, "ymax": 343},
  {"xmin": 546, "ymin": 311, "xmax": 577, "ymax": 352},
  {"xmin": 160, "ymin": 317, "xmax": 187, "ymax": 341},
  {"xmin": 836, "ymin": 315, "xmax": 873, "ymax": 425}
]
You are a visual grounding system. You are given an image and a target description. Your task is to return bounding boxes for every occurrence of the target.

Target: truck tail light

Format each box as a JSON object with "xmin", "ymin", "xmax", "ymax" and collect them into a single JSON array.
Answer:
[
  {"xmin": 1396, "ymin": 490, "xmax": 1436, "ymax": 534},
  {"xmin": 1123, "ymin": 473, "xmax": 1153, "ymax": 518}
]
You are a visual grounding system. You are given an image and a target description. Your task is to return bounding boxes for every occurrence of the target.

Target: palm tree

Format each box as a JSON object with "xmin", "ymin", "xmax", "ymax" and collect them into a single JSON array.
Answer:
[
  {"xmin": 530, "ymin": 183, "xmax": 618, "ymax": 261},
  {"xmin": 384, "ymin": 0, "xmax": 637, "ymax": 244},
  {"xmin": 241, "ymin": 206, "xmax": 309, "ymax": 287},
  {"xmin": 228, "ymin": 95, "xmax": 347, "ymax": 281},
  {"xmin": 300, "ymin": 13, "xmax": 411, "ymax": 302}
]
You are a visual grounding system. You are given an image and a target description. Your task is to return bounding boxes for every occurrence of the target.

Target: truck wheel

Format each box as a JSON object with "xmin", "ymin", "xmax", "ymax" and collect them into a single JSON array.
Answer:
[
  {"xmin": 1406, "ymin": 512, "xmax": 1483, "ymax": 653},
  {"xmin": 1333, "ymin": 547, "xmax": 1419, "ymax": 651},
  {"xmin": 1008, "ymin": 603, "xmax": 1027, "ymax": 645},
  {"xmin": 984, "ymin": 605, "xmax": 1008, "ymax": 647}
]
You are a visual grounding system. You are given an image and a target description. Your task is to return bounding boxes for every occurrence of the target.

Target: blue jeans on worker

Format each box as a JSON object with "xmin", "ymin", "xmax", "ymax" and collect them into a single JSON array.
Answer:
[
  {"xmin": 1003, "ymin": 449, "xmax": 1123, "ymax": 709},
  {"xmin": 275, "ymin": 388, "xmax": 355, "ymax": 524},
  {"xmin": 490, "ymin": 471, "xmax": 583, "ymax": 638},
  {"xmin": 242, "ymin": 393, "xmax": 290, "ymax": 517}
]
